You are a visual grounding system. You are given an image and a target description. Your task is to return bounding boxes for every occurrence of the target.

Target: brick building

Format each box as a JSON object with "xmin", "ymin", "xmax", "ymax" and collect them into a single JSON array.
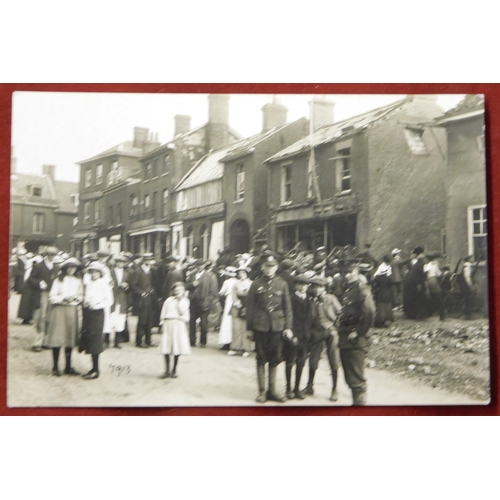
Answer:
[
  {"xmin": 265, "ymin": 95, "xmax": 447, "ymax": 259},
  {"xmin": 220, "ymin": 102, "xmax": 309, "ymax": 253},
  {"xmin": 433, "ymin": 94, "xmax": 488, "ymax": 302},
  {"xmin": 10, "ymin": 164, "xmax": 78, "ymax": 253},
  {"xmin": 72, "ymin": 127, "xmax": 159, "ymax": 256},
  {"xmin": 128, "ymin": 95, "xmax": 241, "ymax": 258}
]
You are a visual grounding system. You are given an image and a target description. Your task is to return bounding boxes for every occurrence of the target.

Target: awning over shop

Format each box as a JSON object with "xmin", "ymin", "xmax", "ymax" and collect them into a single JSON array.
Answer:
[
  {"xmin": 70, "ymin": 231, "xmax": 98, "ymax": 241},
  {"xmin": 129, "ymin": 225, "xmax": 170, "ymax": 237}
]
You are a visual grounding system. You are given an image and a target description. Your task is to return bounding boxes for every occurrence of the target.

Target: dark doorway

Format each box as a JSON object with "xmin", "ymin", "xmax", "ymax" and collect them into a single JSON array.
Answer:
[{"xmin": 230, "ymin": 219, "xmax": 250, "ymax": 254}]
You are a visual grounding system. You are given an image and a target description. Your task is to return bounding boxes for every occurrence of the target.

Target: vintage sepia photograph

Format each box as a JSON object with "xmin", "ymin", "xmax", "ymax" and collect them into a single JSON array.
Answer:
[{"xmin": 7, "ymin": 91, "xmax": 490, "ymax": 407}]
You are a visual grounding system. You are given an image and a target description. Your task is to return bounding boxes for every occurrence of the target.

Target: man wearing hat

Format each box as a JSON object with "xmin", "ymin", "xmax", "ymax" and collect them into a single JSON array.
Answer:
[
  {"xmin": 246, "ymin": 254, "xmax": 293, "ymax": 403},
  {"xmin": 402, "ymin": 246, "xmax": 427, "ymax": 319},
  {"xmin": 337, "ymin": 259, "xmax": 375, "ymax": 405},
  {"xmin": 189, "ymin": 259, "xmax": 219, "ymax": 347},
  {"xmin": 301, "ymin": 276, "xmax": 343, "ymax": 401},
  {"xmin": 390, "ymin": 248, "xmax": 404, "ymax": 307},
  {"xmin": 284, "ymin": 274, "xmax": 313, "ymax": 399},
  {"xmin": 110, "ymin": 254, "xmax": 131, "ymax": 348},
  {"xmin": 161, "ymin": 256, "xmax": 184, "ymax": 302},
  {"xmin": 130, "ymin": 253, "xmax": 157, "ymax": 347},
  {"xmin": 27, "ymin": 246, "xmax": 60, "ymax": 351}
]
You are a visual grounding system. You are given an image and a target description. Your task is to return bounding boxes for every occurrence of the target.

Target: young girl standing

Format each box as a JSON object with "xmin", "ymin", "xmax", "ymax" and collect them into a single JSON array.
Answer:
[{"xmin": 159, "ymin": 281, "xmax": 190, "ymax": 378}]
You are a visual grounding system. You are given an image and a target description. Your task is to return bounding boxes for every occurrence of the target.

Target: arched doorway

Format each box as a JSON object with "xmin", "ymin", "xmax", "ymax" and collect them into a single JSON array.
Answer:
[{"xmin": 230, "ymin": 219, "xmax": 250, "ymax": 254}]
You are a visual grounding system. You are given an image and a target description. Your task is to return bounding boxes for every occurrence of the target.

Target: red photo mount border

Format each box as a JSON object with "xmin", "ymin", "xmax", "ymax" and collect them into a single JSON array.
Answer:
[{"xmin": 0, "ymin": 82, "xmax": 497, "ymax": 416}]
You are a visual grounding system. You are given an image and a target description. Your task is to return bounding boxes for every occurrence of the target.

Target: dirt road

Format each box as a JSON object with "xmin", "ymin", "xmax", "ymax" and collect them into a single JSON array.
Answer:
[{"xmin": 6, "ymin": 294, "xmax": 485, "ymax": 408}]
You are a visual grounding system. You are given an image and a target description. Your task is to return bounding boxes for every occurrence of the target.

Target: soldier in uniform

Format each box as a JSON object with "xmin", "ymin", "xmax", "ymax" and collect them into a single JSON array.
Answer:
[
  {"xmin": 337, "ymin": 259, "xmax": 375, "ymax": 405},
  {"xmin": 246, "ymin": 255, "xmax": 293, "ymax": 403}
]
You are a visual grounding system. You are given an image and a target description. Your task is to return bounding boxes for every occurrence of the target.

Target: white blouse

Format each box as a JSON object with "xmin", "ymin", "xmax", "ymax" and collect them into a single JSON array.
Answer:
[
  {"xmin": 49, "ymin": 276, "xmax": 84, "ymax": 306},
  {"xmin": 160, "ymin": 296, "xmax": 190, "ymax": 323},
  {"xmin": 84, "ymin": 277, "xmax": 114, "ymax": 310}
]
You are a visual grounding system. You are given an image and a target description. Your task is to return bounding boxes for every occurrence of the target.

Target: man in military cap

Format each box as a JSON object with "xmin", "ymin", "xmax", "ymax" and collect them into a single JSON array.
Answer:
[
  {"xmin": 302, "ymin": 276, "xmax": 343, "ymax": 401},
  {"xmin": 337, "ymin": 258, "xmax": 375, "ymax": 405},
  {"xmin": 246, "ymin": 254, "xmax": 293, "ymax": 403}
]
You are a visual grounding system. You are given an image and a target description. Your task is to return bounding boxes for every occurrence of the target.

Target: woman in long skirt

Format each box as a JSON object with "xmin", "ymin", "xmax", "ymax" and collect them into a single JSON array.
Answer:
[
  {"xmin": 159, "ymin": 281, "xmax": 190, "ymax": 379},
  {"xmin": 79, "ymin": 262, "xmax": 114, "ymax": 379},
  {"xmin": 230, "ymin": 267, "xmax": 253, "ymax": 357},
  {"xmin": 218, "ymin": 266, "xmax": 238, "ymax": 352},
  {"xmin": 46, "ymin": 257, "xmax": 83, "ymax": 376}
]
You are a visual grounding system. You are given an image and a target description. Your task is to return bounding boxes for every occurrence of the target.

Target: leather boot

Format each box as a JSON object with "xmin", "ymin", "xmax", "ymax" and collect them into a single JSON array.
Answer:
[
  {"xmin": 352, "ymin": 387, "xmax": 367, "ymax": 406},
  {"xmin": 267, "ymin": 366, "xmax": 286, "ymax": 403},
  {"xmin": 285, "ymin": 364, "xmax": 294, "ymax": 399},
  {"xmin": 104, "ymin": 333, "xmax": 110, "ymax": 349},
  {"xmin": 256, "ymin": 365, "xmax": 267, "ymax": 403},
  {"xmin": 114, "ymin": 331, "xmax": 122, "ymax": 349},
  {"xmin": 329, "ymin": 369, "xmax": 338, "ymax": 402}
]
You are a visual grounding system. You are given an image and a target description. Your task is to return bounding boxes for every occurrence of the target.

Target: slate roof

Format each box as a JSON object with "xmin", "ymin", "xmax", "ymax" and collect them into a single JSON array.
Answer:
[
  {"xmin": 79, "ymin": 140, "xmax": 143, "ymax": 164},
  {"xmin": 175, "ymin": 145, "xmax": 240, "ymax": 191},
  {"xmin": 435, "ymin": 94, "xmax": 485, "ymax": 124},
  {"xmin": 11, "ymin": 172, "xmax": 78, "ymax": 213},
  {"xmin": 265, "ymin": 97, "xmax": 408, "ymax": 163}
]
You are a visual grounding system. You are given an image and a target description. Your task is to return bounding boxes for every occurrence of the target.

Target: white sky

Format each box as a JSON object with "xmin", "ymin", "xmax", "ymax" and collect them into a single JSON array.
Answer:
[{"xmin": 11, "ymin": 93, "xmax": 464, "ymax": 183}]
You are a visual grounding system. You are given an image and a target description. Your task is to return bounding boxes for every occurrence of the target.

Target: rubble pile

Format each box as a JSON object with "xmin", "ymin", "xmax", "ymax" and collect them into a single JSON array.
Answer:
[{"xmin": 367, "ymin": 318, "xmax": 490, "ymax": 401}]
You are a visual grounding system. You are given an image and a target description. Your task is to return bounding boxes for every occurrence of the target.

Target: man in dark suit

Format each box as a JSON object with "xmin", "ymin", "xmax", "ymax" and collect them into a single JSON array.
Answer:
[
  {"xmin": 284, "ymin": 274, "xmax": 311, "ymax": 400},
  {"xmin": 110, "ymin": 254, "xmax": 130, "ymax": 348},
  {"xmin": 130, "ymin": 253, "xmax": 156, "ymax": 348},
  {"xmin": 27, "ymin": 246, "xmax": 60, "ymax": 352},
  {"xmin": 162, "ymin": 256, "xmax": 185, "ymax": 301},
  {"xmin": 246, "ymin": 254, "xmax": 293, "ymax": 403},
  {"xmin": 189, "ymin": 260, "xmax": 219, "ymax": 347}
]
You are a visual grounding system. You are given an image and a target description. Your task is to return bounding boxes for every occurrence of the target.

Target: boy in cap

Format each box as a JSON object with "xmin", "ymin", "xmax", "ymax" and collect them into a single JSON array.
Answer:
[
  {"xmin": 301, "ymin": 276, "xmax": 342, "ymax": 401},
  {"xmin": 246, "ymin": 255, "xmax": 293, "ymax": 403},
  {"xmin": 284, "ymin": 274, "xmax": 312, "ymax": 399}
]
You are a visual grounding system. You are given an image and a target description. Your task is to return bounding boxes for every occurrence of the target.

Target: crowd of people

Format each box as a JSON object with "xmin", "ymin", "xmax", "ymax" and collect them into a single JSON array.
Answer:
[{"xmin": 9, "ymin": 240, "xmax": 479, "ymax": 405}]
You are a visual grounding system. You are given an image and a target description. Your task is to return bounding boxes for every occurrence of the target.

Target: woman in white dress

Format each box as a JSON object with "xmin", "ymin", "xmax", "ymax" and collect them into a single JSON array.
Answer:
[
  {"xmin": 159, "ymin": 281, "xmax": 190, "ymax": 379},
  {"xmin": 217, "ymin": 266, "xmax": 238, "ymax": 351},
  {"xmin": 229, "ymin": 266, "xmax": 253, "ymax": 357},
  {"xmin": 46, "ymin": 258, "xmax": 83, "ymax": 376}
]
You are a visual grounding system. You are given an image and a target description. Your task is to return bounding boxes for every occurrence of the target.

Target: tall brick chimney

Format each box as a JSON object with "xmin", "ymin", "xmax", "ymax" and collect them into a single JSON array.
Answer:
[
  {"xmin": 133, "ymin": 127, "xmax": 149, "ymax": 148},
  {"xmin": 262, "ymin": 98, "xmax": 288, "ymax": 133},
  {"xmin": 207, "ymin": 94, "xmax": 230, "ymax": 151},
  {"xmin": 174, "ymin": 114, "xmax": 191, "ymax": 137},
  {"xmin": 310, "ymin": 96, "xmax": 335, "ymax": 132},
  {"xmin": 42, "ymin": 164, "xmax": 55, "ymax": 180}
]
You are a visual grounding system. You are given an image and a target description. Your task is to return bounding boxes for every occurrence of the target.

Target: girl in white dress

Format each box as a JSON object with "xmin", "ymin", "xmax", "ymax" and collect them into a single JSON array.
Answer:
[
  {"xmin": 159, "ymin": 281, "xmax": 190, "ymax": 378},
  {"xmin": 217, "ymin": 266, "xmax": 238, "ymax": 351}
]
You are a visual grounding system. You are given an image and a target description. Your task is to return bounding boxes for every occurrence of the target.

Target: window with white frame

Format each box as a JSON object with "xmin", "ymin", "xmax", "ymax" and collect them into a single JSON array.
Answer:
[
  {"xmin": 96, "ymin": 164, "xmax": 103, "ymax": 184},
  {"xmin": 201, "ymin": 225, "xmax": 209, "ymax": 260},
  {"xmin": 130, "ymin": 195, "xmax": 138, "ymax": 217},
  {"xmin": 163, "ymin": 189, "xmax": 169, "ymax": 217},
  {"xmin": 236, "ymin": 163, "xmax": 245, "ymax": 201},
  {"xmin": 32, "ymin": 186, "xmax": 42, "ymax": 197},
  {"xmin": 146, "ymin": 163, "xmax": 152, "ymax": 178},
  {"xmin": 281, "ymin": 164, "xmax": 292, "ymax": 204},
  {"xmin": 33, "ymin": 213, "xmax": 44, "ymax": 233},
  {"xmin": 144, "ymin": 194, "xmax": 150, "ymax": 212},
  {"xmin": 94, "ymin": 199, "xmax": 101, "ymax": 222},
  {"xmin": 85, "ymin": 167, "xmax": 92, "ymax": 187},
  {"xmin": 404, "ymin": 127, "xmax": 428, "ymax": 155},
  {"xmin": 468, "ymin": 205, "xmax": 487, "ymax": 261},
  {"xmin": 334, "ymin": 148, "xmax": 351, "ymax": 193},
  {"xmin": 163, "ymin": 155, "xmax": 170, "ymax": 174},
  {"xmin": 83, "ymin": 201, "xmax": 90, "ymax": 222}
]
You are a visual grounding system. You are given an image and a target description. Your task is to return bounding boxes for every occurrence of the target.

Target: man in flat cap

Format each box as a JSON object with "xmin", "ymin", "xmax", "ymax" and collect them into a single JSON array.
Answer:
[
  {"xmin": 27, "ymin": 246, "xmax": 60, "ymax": 351},
  {"xmin": 246, "ymin": 254, "xmax": 293, "ymax": 403},
  {"xmin": 337, "ymin": 259, "xmax": 375, "ymax": 405},
  {"xmin": 110, "ymin": 254, "xmax": 131, "ymax": 348},
  {"xmin": 301, "ymin": 276, "xmax": 342, "ymax": 401},
  {"xmin": 130, "ymin": 253, "xmax": 157, "ymax": 348}
]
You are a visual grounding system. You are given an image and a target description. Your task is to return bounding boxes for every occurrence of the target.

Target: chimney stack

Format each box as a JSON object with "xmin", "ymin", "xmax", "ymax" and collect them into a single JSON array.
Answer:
[
  {"xmin": 174, "ymin": 114, "xmax": 191, "ymax": 137},
  {"xmin": 262, "ymin": 97, "xmax": 288, "ymax": 132},
  {"xmin": 310, "ymin": 96, "xmax": 335, "ymax": 132},
  {"xmin": 133, "ymin": 127, "xmax": 149, "ymax": 148},
  {"xmin": 42, "ymin": 164, "xmax": 55, "ymax": 180},
  {"xmin": 207, "ymin": 94, "xmax": 230, "ymax": 151}
]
